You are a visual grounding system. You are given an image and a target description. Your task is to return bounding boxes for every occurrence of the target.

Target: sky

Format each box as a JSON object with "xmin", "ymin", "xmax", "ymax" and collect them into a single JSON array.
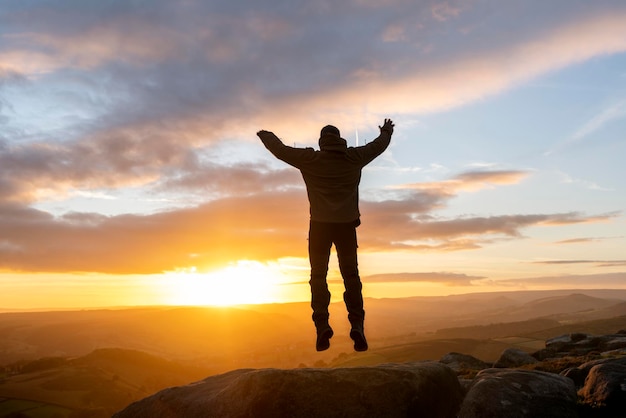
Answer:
[{"xmin": 1, "ymin": 0, "xmax": 625, "ymax": 309}]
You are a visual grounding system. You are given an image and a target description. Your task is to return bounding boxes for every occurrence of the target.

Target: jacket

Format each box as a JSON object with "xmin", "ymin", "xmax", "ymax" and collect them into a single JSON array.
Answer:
[{"xmin": 259, "ymin": 130, "xmax": 391, "ymax": 223}]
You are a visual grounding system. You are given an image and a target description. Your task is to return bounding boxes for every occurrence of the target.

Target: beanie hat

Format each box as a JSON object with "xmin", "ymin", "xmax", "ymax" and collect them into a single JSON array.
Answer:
[{"xmin": 320, "ymin": 125, "xmax": 340, "ymax": 137}]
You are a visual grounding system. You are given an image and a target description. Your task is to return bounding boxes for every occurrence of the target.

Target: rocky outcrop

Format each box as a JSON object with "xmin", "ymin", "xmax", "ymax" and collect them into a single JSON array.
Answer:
[
  {"xmin": 561, "ymin": 356, "xmax": 626, "ymax": 417},
  {"xmin": 439, "ymin": 352, "xmax": 491, "ymax": 373},
  {"xmin": 534, "ymin": 332, "xmax": 626, "ymax": 360},
  {"xmin": 114, "ymin": 331, "xmax": 626, "ymax": 418},
  {"xmin": 458, "ymin": 368, "xmax": 578, "ymax": 418},
  {"xmin": 578, "ymin": 362, "xmax": 626, "ymax": 413},
  {"xmin": 493, "ymin": 347, "xmax": 538, "ymax": 368},
  {"xmin": 113, "ymin": 362, "xmax": 463, "ymax": 418}
]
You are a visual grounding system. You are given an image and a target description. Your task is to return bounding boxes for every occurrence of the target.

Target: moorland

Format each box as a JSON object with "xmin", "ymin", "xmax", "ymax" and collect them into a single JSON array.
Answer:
[{"xmin": 2, "ymin": 289, "xmax": 626, "ymax": 417}]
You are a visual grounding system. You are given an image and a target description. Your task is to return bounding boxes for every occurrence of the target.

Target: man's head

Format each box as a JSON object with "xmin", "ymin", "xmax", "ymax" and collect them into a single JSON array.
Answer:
[
  {"xmin": 319, "ymin": 124, "xmax": 347, "ymax": 151},
  {"xmin": 320, "ymin": 125, "xmax": 340, "ymax": 138}
]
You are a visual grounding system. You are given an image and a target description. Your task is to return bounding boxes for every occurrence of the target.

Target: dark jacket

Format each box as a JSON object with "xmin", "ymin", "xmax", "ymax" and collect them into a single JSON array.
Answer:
[{"xmin": 259, "ymin": 130, "xmax": 391, "ymax": 223}]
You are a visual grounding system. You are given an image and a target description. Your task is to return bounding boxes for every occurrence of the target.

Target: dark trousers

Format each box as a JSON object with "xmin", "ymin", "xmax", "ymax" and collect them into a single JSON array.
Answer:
[{"xmin": 308, "ymin": 220, "xmax": 364, "ymax": 329}]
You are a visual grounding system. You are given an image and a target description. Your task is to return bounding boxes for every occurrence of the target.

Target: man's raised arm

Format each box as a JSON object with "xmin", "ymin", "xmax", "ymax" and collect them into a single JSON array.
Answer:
[
  {"xmin": 257, "ymin": 129, "xmax": 314, "ymax": 168},
  {"xmin": 354, "ymin": 118, "xmax": 394, "ymax": 165}
]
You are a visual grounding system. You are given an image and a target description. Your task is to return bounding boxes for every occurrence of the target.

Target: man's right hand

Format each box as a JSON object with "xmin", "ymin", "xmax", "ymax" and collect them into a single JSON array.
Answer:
[{"xmin": 379, "ymin": 118, "xmax": 394, "ymax": 135}]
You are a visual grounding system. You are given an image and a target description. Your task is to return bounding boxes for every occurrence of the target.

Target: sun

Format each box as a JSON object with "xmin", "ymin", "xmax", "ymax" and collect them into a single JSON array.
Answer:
[{"xmin": 163, "ymin": 261, "xmax": 289, "ymax": 306}]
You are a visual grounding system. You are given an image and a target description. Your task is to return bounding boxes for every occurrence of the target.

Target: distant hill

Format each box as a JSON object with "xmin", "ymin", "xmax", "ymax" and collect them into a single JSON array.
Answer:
[
  {"xmin": 2, "ymin": 290, "xmax": 626, "ymax": 370},
  {"xmin": 0, "ymin": 348, "xmax": 210, "ymax": 418},
  {"xmin": 551, "ymin": 301, "xmax": 626, "ymax": 323},
  {"xmin": 434, "ymin": 318, "xmax": 562, "ymax": 340},
  {"xmin": 521, "ymin": 314, "xmax": 626, "ymax": 340},
  {"xmin": 506, "ymin": 293, "xmax": 620, "ymax": 318},
  {"xmin": 0, "ymin": 306, "xmax": 314, "ymax": 369}
]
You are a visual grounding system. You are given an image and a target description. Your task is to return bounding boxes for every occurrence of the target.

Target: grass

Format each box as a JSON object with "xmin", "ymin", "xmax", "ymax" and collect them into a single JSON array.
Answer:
[{"xmin": 0, "ymin": 398, "xmax": 73, "ymax": 418}]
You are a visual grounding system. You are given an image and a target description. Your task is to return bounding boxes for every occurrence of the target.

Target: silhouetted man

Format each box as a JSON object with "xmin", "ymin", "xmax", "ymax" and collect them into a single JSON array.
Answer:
[{"xmin": 257, "ymin": 119, "xmax": 394, "ymax": 352}]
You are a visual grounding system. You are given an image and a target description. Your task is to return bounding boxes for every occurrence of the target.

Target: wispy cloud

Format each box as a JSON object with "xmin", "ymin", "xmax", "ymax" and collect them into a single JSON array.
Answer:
[
  {"xmin": 555, "ymin": 170, "xmax": 614, "ymax": 192},
  {"xmin": 555, "ymin": 238, "xmax": 599, "ymax": 244},
  {"xmin": 488, "ymin": 272, "xmax": 626, "ymax": 287},
  {"xmin": 546, "ymin": 99, "xmax": 626, "ymax": 155},
  {"xmin": 572, "ymin": 100, "xmax": 626, "ymax": 142},
  {"xmin": 362, "ymin": 271, "xmax": 483, "ymax": 286},
  {"xmin": 531, "ymin": 259, "xmax": 626, "ymax": 267},
  {"xmin": 554, "ymin": 236, "xmax": 622, "ymax": 244},
  {"xmin": 397, "ymin": 170, "xmax": 530, "ymax": 193}
]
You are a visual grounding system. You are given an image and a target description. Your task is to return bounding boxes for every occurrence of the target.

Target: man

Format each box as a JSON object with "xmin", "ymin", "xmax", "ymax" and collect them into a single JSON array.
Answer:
[{"xmin": 257, "ymin": 118, "xmax": 394, "ymax": 352}]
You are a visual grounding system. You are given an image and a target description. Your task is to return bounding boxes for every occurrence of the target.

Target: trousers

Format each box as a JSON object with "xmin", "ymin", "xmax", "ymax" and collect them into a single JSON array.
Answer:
[{"xmin": 308, "ymin": 220, "xmax": 365, "ymax": 328}]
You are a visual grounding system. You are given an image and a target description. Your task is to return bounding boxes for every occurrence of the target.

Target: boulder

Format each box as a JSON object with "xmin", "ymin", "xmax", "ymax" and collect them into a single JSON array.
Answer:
[
  {"xmin": 562, "ymin": 356, "xmax": 626, "ymax": 387},
  {"xmin": 603, "ymin": 336, "xmax": 626, "ymax": 351},
  {"xmin": 458, "ymin": 368, "xmax": 578, "ymax": 418},
  {"xmin": 578, "ymin": 362, "xmax": 626, "ymax": 413},
  {"xmin": 440, "ymin": 352, "xmax": 491, "ymax": 373},
  {"xmin": 546, "ymin": 333, "xmax": 589, "ymax": 350},
  {"xmin": 113, "ymin": 362, "xmax": 463, "ymax": 418},
  {"xmin": 493, "ymin": 348, "xmax": 538, "ymax": 368},
  {"xmin": 548, "ymin": 333, "xmax": 626, "ymax": 352},
  {"xmin": 536, "ymin": 333, "xmax": 626, "ymax": 360}
]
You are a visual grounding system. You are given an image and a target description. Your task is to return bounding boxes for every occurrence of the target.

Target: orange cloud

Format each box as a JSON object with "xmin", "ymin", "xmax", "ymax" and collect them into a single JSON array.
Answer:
[
  {"xmin": 361, "ymin": 271, "xmax": 483, "ymax": 285},
  {"xmin": 553, "ymin": 237, "xmax": 623, "ymax": 245},
  {"xmin": 0, "ymin": 25, "xmax": 176, "ymax": 76},
  {"xmin": 531, "ymin": 259, "xmax": 626, "ymax": 267},
  {"xmin": 397, "ymin": 170, "xmax": 530, "ymax": 193},
  {"xmin": 0, "ymin": 182, "xmax": 616, "ymax": 274},
  {"xmin": 487, "ymin": 272, "xmax": 626, "ymax": 287}
]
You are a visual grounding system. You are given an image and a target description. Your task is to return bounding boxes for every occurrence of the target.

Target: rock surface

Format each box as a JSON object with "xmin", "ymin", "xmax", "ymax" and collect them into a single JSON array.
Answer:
[
  {"xmin": 493, "ymin": 347, "xmax": 538, "ymax": 368},
  {"xmin": 536, "ymin": 332, "xmax": 626, "ymax": 360},
  {"xmin": 113, "ymin": 362, "xmax": 463, "ymax": 418},
  {"xmin": 458, "ymin": 368, "xmax": 578, "ymax": 418},
  {"xmin": 114, "ymin": 331, "xmax": 626, "ymax": 418},
  {"xmin": 578, "ymin": 362, "xmax": 626, "ymax": 410},
  {"xmin": 439, "ymin": 352, "xmax": 491, "ymax": 373}
]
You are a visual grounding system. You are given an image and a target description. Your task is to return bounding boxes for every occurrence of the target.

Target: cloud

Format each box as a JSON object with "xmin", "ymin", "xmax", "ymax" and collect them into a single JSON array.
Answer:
[
  {"xmin": 397, "ymin": 170, "xmax": 530, "ymax": 193},
  {"xmin": 361, "ymin": 211, "xmax": 616, "ymax": 252},
  {"xmin": 0, "ymin": 129, "xmax": 187, "ymax": 203},
  {"xmin": 545, "ymin": 99, "xmax": 626, "ymax": 155},
  {"xmin": 488, "ymin": 272, "xmax": 626, "ymax": 287},
  {"xmin": 571, "ymin": 100, "xmax": 626, "ymax": 142},
  {"xmin": 431, "ymin": 1, "xmax": 463, "ymax": 22},
  {"xmin": 0, "ymin": 192, "xmax": 310, "ymax": 274},
  {"xmin": 155, "ymin": 161, "xmax": 303, "ymax": 197},
  {"xmin": 1, "ymin": 1, "xmax": 625, "ymax": 274},
  {"xmin": 3, "ymin": 2, "xmax": 626, "ymax": 141},
  {"xmin": 554, "ymin": 236, "xmax": 622, "ymax": 244},
  {"xmin": 2, "ymin": 2, "xmax": 625, "ymax": 171},
  {"xmin": 555, "ymin": 238, "xmax": 599, "ymax": 244},
  {"xmin": 555, "ymin": 171, "xmax": 614, "ymax": 192},
  {"xmin": 0, "ymin": 177, "xmax": 616, "ymax": 274},
  {"xmin": 0, "ymin": 131, "xmax": 305, "ymax": 205},
  {"xmin": 531, "ymin": 259, "xmax": 626, "ymax": 267},
  {"xmin": 361, "ymin": 271, "xmax": 483, "ymax": 285}
]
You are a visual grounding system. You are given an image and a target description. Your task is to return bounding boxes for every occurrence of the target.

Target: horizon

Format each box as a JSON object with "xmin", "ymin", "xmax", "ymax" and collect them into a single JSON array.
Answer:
[
  {"xmin": 3, "ymin": 286, "xmax": 626, "ymax": 313},
  {"xmin": 1, "ymin": 1, "xmax": 625, "ymax": 310}
]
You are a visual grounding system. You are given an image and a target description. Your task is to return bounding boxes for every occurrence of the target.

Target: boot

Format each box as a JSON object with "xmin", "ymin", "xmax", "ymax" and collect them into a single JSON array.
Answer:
[
  {"xmin": 349, "ymin": 322, "xmax": 368, "ymax": 352},
  {"xmin": 315, "ymin": 324, "xmax": 334, "ymax": 352}
]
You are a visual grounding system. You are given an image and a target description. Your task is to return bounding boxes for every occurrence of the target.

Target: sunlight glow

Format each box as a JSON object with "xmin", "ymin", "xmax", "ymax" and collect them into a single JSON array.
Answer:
[{"xmin": 164, "ymin": 261, "xmax": 290, "ymax": 306}]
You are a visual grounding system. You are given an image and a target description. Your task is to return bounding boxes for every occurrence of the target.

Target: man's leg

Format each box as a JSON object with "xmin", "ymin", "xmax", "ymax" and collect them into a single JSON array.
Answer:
[
  {"xmin": 335, "ymin": 223, "xmax": 367, "ymax": 351},
  {"xmin": 308, "ymin": 221, "xmax": 333, "ymax": 351}
]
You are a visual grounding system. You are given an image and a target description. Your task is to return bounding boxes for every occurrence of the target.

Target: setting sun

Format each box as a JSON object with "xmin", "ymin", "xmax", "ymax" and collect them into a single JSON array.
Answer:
[{"xmin": 164, "ymin": 261, "xmax": 291, "ymax": 306}]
